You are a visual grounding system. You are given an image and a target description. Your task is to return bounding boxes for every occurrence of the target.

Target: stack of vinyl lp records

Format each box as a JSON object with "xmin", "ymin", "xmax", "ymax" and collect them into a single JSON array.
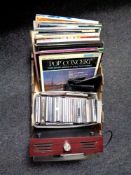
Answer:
[{"xmin": 31, "ymin": 14, "xmax": 104, "ymax": 92}]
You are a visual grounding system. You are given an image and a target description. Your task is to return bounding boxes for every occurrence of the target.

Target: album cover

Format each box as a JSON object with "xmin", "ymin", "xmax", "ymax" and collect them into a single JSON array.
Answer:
[
  {"xmin": 35, "ymin": 40, "xmax": 104, "ymax": 49},
  {"xmin": 35, "ymin": 14, "xmax": 99, "ymax": 24},
  {"xmin": 38, "ymin": 52, "xmax": 102, "ymax": 91}
]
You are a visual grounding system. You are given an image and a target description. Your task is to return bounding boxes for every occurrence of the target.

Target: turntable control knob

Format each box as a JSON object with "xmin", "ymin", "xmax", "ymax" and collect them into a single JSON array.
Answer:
[{"xmin": 63, "ymin": 141, "xmax": 71, "ymax": 152}]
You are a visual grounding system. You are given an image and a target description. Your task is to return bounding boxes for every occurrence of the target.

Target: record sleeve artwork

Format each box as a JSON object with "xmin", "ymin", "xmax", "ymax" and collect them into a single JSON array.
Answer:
[{"xmin": 29, "ymin": 14, "xmax": 104, "ymax": 161}]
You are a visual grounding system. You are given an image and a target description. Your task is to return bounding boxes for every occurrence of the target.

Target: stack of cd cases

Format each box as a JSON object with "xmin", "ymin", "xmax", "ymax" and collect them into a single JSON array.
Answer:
[
  {"xmin": 32, "ymin": 91, "xmax": 102, "ymax": 128},
  {"xmin": 30, "ymin": 14, "xmax": 104, "ymax": 128}
]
